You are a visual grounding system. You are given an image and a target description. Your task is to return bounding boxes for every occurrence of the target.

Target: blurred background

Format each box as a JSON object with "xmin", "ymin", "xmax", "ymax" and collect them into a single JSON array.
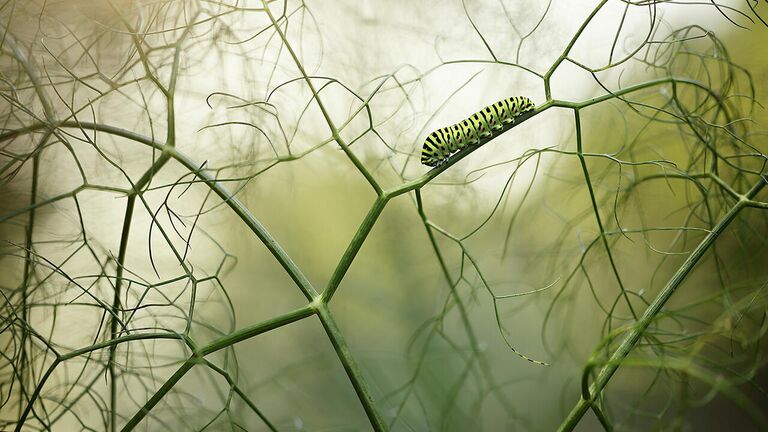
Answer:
[{"xmin": 1, "ymin": 1, "xmax": 767, "ymax": 431}]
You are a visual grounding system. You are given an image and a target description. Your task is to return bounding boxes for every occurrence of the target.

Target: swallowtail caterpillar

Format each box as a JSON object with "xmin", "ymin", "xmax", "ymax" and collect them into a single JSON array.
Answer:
[{"xmin": 421, "ymin": 96, "xmax": 535, "ymax": 167}]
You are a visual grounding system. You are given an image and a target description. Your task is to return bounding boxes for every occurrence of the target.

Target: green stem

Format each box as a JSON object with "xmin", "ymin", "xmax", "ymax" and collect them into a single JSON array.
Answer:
[
  {"xmin": 574, "ymin": 110, "xmax": 638, "ymax": 319},
  {"xmin": 316, "ymin": 304, "xmax": 388, "ymax": 431},
  {"xmin": 415, "ymin": 190, "xmax": 516, "ymax": 410},
  {"xmin": 321, "ymin": 196, "xmax": 390, "ymax": 302},
  {"xmin": 114, "ymin": 306, "xmax": 315, "ymax": 430},
  {"xmin": 260, "ymin": 0, "xmax": 382, "ymax": 196},
  {"xmin": 14, "ymin": 359, "xmax": 60, "ymax": 432},
  {"xmin": 108, "ymin": 152, "xmax": 172, "ymax": 432},
  {"xmin": 543, "ymin": 0, "xmax": 609, "ymax": 99},
  {"xmin": 120, "ymin": 360, "xmax": 196, "ymax": 432},
  {"xmin": 198, "ymin": 304, "xmax": 316, "ymax": 356},
  {"xmin": 2, "ymin": 121, "xmax": 320, "ymax": 301},
  {"xmin": 17, "ymin": 147, "xmax": 42, "ymax": 422},
  {"xmin": 557, "ymin": 178, "xmax": 766, "ymax": 431}
]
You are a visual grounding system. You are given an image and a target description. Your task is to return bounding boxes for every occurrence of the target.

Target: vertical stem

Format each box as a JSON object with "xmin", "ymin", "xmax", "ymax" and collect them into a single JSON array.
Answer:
[
  {"xmin": 415, "ymin": 190, "xmax": 515, "ymax": 410},
  {"xmin": 316, "ymin": 304, "xmax": 388, "ymax": 431},
  {"xmin": 109, "ymin": 194, "xmax": 135, "ymax": 432},
  {"xmin": 18, "ymin": 148, "xmax": 42, "ymax": 419},
  {"xmin": 574, "ymin": 110, "xmax": 638, "ymax": 319},
  {"xmin": 108, "ymin": 153, "xmax": 172, "ymax": 431},
  {"xmin": 104, "ymin": 10, "xmax": 192, "ymax": 429}
]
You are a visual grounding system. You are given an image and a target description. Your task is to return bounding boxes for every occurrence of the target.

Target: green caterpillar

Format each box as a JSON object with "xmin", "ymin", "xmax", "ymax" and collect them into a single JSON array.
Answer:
[{"xmin": 421, "ymin": 96, "xmax": 535, "ymax": 167}]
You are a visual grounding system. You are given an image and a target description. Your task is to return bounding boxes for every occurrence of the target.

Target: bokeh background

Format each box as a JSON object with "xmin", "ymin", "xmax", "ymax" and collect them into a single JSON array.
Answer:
[{"xmin": 1, "ymin": 1, "xmax": 767, "ymax": 431}]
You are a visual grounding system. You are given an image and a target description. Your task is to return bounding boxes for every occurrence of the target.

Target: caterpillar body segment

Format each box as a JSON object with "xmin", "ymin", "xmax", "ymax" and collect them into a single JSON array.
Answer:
[{"xmin": 420, "ymin": 96, "xmax": 534, "ymax": 167}]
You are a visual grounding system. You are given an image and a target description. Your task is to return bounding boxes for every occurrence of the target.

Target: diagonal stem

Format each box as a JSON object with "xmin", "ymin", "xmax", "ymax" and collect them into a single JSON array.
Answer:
[
  {"xmin": 557, "ymin": 177, "xmax": 766, "ymax": 432},
  {"xmin": 316, "ymin": 303, "xmax": 388, "ymax": 431}
]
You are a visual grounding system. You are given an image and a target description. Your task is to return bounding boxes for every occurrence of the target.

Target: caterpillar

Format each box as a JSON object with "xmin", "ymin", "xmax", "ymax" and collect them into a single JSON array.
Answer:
[{"xmin": 420, "ymin": 96, "xmax": 535, "ymax": 167}]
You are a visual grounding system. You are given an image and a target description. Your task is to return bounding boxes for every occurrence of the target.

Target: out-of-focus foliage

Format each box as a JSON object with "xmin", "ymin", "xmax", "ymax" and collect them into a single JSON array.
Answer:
[{"xmin": 1, "ymin": 1, "xmax": 767, "ymax": 431}]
